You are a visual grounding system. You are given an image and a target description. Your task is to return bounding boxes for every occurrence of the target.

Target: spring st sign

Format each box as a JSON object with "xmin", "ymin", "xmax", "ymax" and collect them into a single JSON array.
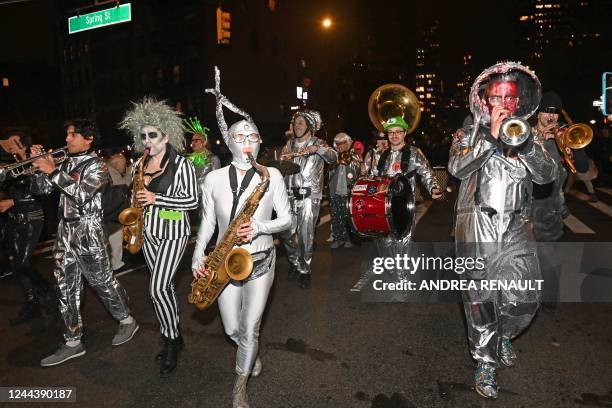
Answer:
[{"xmin": 68, "ymin": 3, "xmax": 131, "ymax": 34}]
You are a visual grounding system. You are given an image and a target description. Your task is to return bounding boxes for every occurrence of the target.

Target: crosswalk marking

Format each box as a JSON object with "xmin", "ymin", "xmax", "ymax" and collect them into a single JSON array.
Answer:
[
  {"xmin": 563, "ymin": 214, "xmax": 595, "ymax": 234},
  {"xmin": 317, "ymin": 213, "xmax": 332, "ymax": 226},
  {"xmin": 569, "ymin": 190, "xmax": 612, "ymax": 218}
]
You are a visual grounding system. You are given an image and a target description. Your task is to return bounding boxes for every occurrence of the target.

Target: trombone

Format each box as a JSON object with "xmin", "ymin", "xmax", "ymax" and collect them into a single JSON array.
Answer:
[
  {"xmin": 0, "ymin": 146, "xmax": 68, "ymax": 179},
  {"xmin": 554, "ymin": 110, "xmax": 593, "ymax": 173}
]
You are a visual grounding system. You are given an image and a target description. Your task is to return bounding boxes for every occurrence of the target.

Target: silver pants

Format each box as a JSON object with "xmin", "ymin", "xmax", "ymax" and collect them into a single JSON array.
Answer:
[
  {"xmin": 53, "ymin": 218, "xmax": 131, "ymax": 342},
  {"xmin": 281, "ymin": 197, "xmax": 320, "ymax": 275},
  {"xmin": 218, "ymin": 264, "xmax": 275, "ymax": 376}
]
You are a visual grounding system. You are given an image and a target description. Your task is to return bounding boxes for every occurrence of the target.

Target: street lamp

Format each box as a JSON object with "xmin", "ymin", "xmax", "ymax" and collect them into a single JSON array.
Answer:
[{"xmin": 322, "ymin": 17, "xmax": 332, "ymax": 29}]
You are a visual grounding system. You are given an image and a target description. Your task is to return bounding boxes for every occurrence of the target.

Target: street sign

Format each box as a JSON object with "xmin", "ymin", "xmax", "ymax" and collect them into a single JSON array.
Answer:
[{"xmin": 68, "ymin": 3, "xmax": 131, "ymax": 34}]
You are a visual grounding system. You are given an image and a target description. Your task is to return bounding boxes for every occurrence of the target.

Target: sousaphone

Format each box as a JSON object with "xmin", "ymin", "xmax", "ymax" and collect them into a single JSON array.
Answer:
[{"xmin": 368, "ymin": 83, "xmax": 421, "ymax": 134}]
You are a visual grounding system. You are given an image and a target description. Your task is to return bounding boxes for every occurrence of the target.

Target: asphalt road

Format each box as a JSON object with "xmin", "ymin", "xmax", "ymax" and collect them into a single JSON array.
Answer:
[{"xmin": 1, "ymin": 186, "xmax": 612, "ymax": 407}]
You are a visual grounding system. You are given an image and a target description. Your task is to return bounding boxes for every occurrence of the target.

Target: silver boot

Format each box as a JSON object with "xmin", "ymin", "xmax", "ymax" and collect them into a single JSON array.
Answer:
[
  {"xmin": 251, "ymin": 357, "xmax": 262, "ymax": 378},
  {"xmin": 232, "ymin": 375, "xmax": 249, "ymax": 408}
]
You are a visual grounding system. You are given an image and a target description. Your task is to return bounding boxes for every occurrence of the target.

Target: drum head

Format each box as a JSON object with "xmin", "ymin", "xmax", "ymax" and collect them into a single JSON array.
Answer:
[{"xmin": 389, "ymin": 175, "xmax": 414, "ymax": 238}]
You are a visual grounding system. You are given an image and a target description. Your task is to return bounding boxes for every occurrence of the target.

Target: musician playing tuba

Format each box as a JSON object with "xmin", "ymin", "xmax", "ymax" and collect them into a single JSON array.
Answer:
[
  {"xmin": 192, "ymin": 67, "xmax": 291, "ymax": 408},
  {"xmin": 448, "ymin": 62, "xmax": 557, "ymax": 400},
  {"xmin": 120, "ymin": 98, "xmax": 199, "ymax": 375}
]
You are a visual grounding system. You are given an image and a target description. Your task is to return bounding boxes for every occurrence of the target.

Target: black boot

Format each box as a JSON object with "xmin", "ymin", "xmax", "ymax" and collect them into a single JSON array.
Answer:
[
  {"xmin": 160, "ymin": 335, "xmax": 184, "ymax": 375},
  {"xmin": 287, "ymin": 265, "xmax": 298, "ymax": 280},
  {"xmin": 156, "ymin": 336, "xmax": 168, "ymax": 361},
  {"xmin": 10, "ymin": 300, "xmax": 42, "ymax": 326}
]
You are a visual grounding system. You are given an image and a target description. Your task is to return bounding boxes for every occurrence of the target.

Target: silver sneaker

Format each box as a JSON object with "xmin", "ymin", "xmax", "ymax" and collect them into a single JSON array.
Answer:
[
  {"xmin": 41, "ymin": 343, "xmax": 86, "ymax": 367},
  {"xmin": 251, "ymin": 357, "xmax": 262, "ymax": 377},
  {"xmin": 232, "ymin": 374, "xmax": 249, "ymax": 408},
  {"xmin": 500, "ymin": 337, "xmax": 517, "ymax": 367},
  {"xmin": 474, "ymin": 363, "xmax": 498, "ymax": 399},
  {"xmin": 112, "ymin": 320, "xmax": 139, "ymax": 346}
]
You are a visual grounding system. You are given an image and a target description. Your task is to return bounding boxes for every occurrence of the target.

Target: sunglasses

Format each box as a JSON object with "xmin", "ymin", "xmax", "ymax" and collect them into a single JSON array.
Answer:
[{"xmin": 140, "ymin": 131, "xmax": 162, "ymax": 140}]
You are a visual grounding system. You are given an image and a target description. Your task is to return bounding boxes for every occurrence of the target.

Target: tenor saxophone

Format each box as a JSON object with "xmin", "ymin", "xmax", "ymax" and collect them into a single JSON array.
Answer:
[
  {"xmin": 118, "ymin": 148, "xmax": 150, "ymax": 254},
  {"xmin": 189, "ymin": 154, "xmax": 270, "ymax": 310}
]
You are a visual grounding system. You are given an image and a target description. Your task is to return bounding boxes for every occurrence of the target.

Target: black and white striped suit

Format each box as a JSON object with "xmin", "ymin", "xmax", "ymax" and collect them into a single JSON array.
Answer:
[{"xmin": 134, "ymin": 147, "xmax": 198, "ymax": 339}]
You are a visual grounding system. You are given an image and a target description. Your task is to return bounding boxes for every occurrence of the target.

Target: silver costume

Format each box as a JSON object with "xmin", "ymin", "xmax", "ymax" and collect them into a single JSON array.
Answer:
[
  {"xmin": 375, "ymin": 146, "xmax": 439, "ymax": 263},
  {"xmin": 281, "ymin": 134, "xmax": 338, "ymax": 275},
  {"xmin": 363, "ymin": 148, "xmax": 384, "ymax": 176},
  {"xmin": 195, "ymin": 66, "xmax": 292, "ymax": 376},
  {"xmin": 449, "ymin": 62, "xmax": 557, "ymax": 368},
  {"xmin": 329, "ymin": 152, "xmax": 361, "ymax": 243},
  {"xmin": 33, "ymin": 151, "xmax": 131, "ymax": 342}
]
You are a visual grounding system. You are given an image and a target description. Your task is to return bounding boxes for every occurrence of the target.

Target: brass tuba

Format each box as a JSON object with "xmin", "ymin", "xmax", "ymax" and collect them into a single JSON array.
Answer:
[
  {"xmin": 189, "ymin": 153, "xmax": 270, "ymax": 310},
  {"xmin": 119, "ymin": 148, "xmax": 150, "ymax": 254},
  {"xmin": 368, "ymin": 84, "xmax": 421, "ymax": 134},
  {"xmin": 555, "ymin": 109, "xmax": 593, "ymax": 173}
]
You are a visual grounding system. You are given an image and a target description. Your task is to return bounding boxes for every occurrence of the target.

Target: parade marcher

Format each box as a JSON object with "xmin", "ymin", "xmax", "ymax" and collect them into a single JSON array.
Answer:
[
  {"xmin": 375, "ymin": 116, "xmax": 441, "ymax": 262},
  {"xmin": 363, "ymin": 131, "xmax": 389, "ymax": 176},
  {"xmin": 105, "ymin": 151, "xmax": 131, "ymax": 272},
  {"xmin": 185, "ymin": 116, "xmax": 221, "ymax": 191},
  {"xmin": 565, "ymin": 147, "xmax": 599, "ymax": 202},
  {"xmin": 120, "ymin": 98, "xmax": 198, "ymax": 375},
  {"xmin": 0, "ymin": 132, "xmax": 54, "ymax": 325},
  {"xmin": 531, "ymin": 91, "xmax": 570, "ymax": 310},
  {"xmin": 31, "ymin": 120, "xmax": 138, "ymax": 367},
  {"xmin": 448, "ymin": 62, "xmax": 557, "ymax": 399},
  {"xmin": 192, "ymin": 66, "xmax": 291, "ymax": 408},
  {"xmin": 329, "ymin": 132, "xmax": 361, "ymax": 248},
  {"xmin": 280, "ymin": 109, "xmax": 337, "ymax": 288}
]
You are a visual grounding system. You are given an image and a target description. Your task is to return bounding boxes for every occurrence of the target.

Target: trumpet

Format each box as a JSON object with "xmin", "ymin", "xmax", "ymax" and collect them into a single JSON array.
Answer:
[
  {"xmin": 553, "ymin": 109, "xmax": 593, "ymax": 174},
  {"xmin": 500, "ymin": 117, "xmax": 531, "ymax": 147},
  {"xmin": 0, "ymin": 146, "xmax": 68, "ymax": 179}
]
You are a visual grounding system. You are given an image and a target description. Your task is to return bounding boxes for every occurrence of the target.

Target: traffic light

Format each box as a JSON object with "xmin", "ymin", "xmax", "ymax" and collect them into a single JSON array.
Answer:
[
  {"xmin": 216, "ymin": 7, "xmax": 231, "ymax": 45},
  {"xmin": 604, "ymin": 72, "xmax": 612, "ymax": 116}
]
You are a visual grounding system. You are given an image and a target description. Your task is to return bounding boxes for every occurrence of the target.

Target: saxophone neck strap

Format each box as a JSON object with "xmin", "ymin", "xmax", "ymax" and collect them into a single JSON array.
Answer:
[{"xmin": 229, "ymin": 165, "xmax": 256, "ymax": 221}]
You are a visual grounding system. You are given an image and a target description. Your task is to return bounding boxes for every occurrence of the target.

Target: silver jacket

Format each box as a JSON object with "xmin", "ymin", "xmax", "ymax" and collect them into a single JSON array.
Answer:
[
  {"xmin": 379, "ymin": 146, "xmax": 439, "ymax": 196},
  {"xmin": 328, "ymin": 153, "xmax": 361, "ymax": 196},
  {"xmin": 363, "ymin": 148, "xmax": 384, "ymax": 177},
  {"xmin": 449, "ymin": 125, "xmax": 557, "ymax": 240},
  {"xmin": 282, "ymin": 137, "xmax": 338, "ymax": 199},
  {"xmin": 33, "ymin": 151, "xmax": 108, "ymax": 220}
]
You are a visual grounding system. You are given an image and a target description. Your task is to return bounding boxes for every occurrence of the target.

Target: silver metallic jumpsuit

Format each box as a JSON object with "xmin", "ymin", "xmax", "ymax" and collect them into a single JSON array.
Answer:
[
  {"xmin": 375, "ymin": 146, "xmax": 439, "ymax": 266},
  {"xmin": 449, "ymin": 125, "xmax": 557, "ymax": 366},
  {"xmin": 328, "ymin": 153, "xmax": 361, "ymax": 242},
  {"xmin": 280, "ymin": 137, "xmax": 337, "ymax": 275},
  {"xmin": 33, "ymin": 151, "xmax": 131, "ymax": 342}
]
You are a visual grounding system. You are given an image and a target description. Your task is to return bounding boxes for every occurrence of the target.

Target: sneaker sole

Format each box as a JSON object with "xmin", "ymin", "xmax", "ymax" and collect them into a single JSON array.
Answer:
[
  {"xmin": 41, "ymin": 350, "xmax": 86, "ymax": 367},
  {"xmin": 112, "ymin": 325, "xmax": 139, "ymax": 346},
  {"xmin": 475, "ymin": 385, "xmax": 498, "ymax": 399}
]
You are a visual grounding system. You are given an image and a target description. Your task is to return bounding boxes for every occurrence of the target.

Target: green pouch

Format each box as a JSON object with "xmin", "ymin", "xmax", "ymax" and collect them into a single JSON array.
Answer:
[{"xmin": 159, "ymin": 210, "xmax": 183, "ymax": 221}]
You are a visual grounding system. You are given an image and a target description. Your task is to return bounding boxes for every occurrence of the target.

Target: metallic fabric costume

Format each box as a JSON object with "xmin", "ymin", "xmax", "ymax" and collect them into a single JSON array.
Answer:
[
  {"xmin": 280, "ymin": 112, "xmax": 337, "ymax": 276},
  {"xmin": 194, "ymin": 67, "xmax": 292, "ymax": 379},
  {"xmin": 33, "ymin": 151, "xmax": 131, "ymax": 341},
  {"xmin": 375, "ymin": 146, "xmax": 439, "ymax": 266},
  {"xmin": 449, "ymin": 62, "xmax": 557, "ymax": 373},
  {"xmin": 363, "ymin": 148, "xmax": 384, "ymax": 176},
  {"xmin": 328, "ymin": 153, "xmax": 360, "ymax": 243}
]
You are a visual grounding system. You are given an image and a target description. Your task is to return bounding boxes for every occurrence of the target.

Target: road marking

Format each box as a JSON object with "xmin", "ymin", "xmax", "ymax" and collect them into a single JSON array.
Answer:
[
  {"xmin": 569, "ymin": 190, "xmax": 612, "ymax": 217},
  {"xmin": 414, "ymin": 201, "xmax": 433, "ymax": 224},
  {"xmin": 115, "ymin": 265, "xmax": 146, "ymax": 277},
  {"xmin": 317, "ymin": 213, "xmax": 331, "ymax": 226},
  {"xmin": 563, "ymin": 214, "xmax": 595, "ymax": 234},
  {"xmin": 596, "ymin": 187, "xmax": 612, "ymax": 196}
]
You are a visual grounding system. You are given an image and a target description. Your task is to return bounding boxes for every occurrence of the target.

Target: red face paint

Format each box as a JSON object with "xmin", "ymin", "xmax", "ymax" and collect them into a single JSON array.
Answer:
[{"xmin": 486, "ymin": 81, "xmax": 519, "ymax": 114}]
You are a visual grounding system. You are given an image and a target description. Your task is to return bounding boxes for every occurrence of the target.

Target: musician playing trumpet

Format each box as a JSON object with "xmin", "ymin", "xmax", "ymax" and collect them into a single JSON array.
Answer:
[
  {"xmin": 192, "ymin": 67, "xmax": 291, "ymax": 408},
  {"xmin": 449, "ymin": 62, "xmax": 557, "ymax": 399},
  {"xmin": 329, "ymin": 132, "xmax": 361, "ymax": 248},
  {"xmin": 31, "ymin": 120, "xmax": 138, "ymax": 367}
]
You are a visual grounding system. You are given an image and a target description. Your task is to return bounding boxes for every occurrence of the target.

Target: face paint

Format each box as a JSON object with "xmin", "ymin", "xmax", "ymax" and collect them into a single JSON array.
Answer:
[
  {"xmin": 227, "ymin": 120, "xmax": 261, "ymax": 170},
  {"xmin": 486, "ymin": 81, "xmax": 519, "ymax": 114},
  {"xmin": 141, "ymin": 125, "xmax": 168, "ymax": 157}
]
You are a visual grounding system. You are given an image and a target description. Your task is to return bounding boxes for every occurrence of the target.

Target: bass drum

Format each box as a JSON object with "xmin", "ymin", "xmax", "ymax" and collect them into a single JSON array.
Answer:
[{"xmin": 347, "ymin": 175, "xmax": 414, "ymax": 239}]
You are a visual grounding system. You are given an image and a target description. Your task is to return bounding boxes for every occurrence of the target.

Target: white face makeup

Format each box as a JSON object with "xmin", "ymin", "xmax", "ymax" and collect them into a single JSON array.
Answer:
[{"xmin": 140, "ymin": 125, "xmax": 168, "ymax": 157}]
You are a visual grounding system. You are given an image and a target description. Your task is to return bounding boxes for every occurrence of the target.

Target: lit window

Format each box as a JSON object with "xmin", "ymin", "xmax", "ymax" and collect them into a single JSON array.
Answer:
[{"xmin": 2, "ymin": 78, "xmax": 9, "ymax": 87}]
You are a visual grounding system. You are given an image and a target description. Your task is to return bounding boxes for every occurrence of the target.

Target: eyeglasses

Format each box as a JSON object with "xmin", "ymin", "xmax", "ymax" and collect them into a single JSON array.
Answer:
[
  {"xmin": 231, "ymin": 133, "xmax": 260, "ymax": 143},
  {"xmin": 387, "ymin": 130, "xmax": 406, "ymax": 136},
  {"xmin": 487, "ymin": 96, "xmax": 519, "ymax": 105},
  {"xmin": 140, "ymin": 131, "xmax": 161, "ymax": 140}
]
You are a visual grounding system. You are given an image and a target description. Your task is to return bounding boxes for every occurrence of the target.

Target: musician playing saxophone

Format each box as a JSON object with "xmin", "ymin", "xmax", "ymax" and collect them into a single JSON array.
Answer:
[
  {"xmin": 192, "ymin": 68, "xmax": 291, "ymax": 408},
  {"xmin": 120, "ymin": 98, "xmax": 198, "ymax": 375}
]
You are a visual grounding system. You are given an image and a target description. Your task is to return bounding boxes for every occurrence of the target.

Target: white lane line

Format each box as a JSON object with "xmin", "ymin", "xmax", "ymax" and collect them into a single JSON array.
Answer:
[
  {"xmin": 563, "ymin": 214, "xmax": 595, "ymax": 234},
  {"xmin": 350, "ymin": 203, "xmax": 432, "ymax": 292},
  {"xmin": 596, "ymin": 187, "xmax": 612, "ymax": 196},
  {"xmin": 115, "ymin": 265, "xmax": 146, "ymax": 277},
  {"xmin": 569, "ymin": 190, "xmax": 612, "ymax": 217}
]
